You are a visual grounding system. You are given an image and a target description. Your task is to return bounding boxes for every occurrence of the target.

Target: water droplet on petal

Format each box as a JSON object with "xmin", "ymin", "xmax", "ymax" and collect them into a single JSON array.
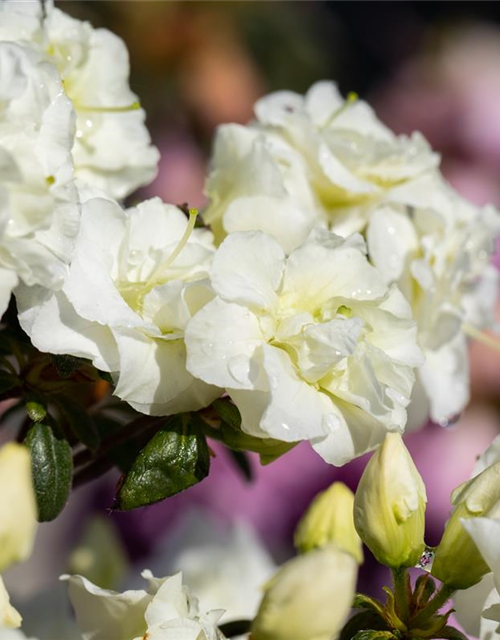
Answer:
[
  {"xmin": 322, "ymin": 412, "xmax": 342, "ymax": 434},
  {"xmin": 228, "ymin": 355, "xmax": 251, "ymax": 385},
  {"xmin": 437, "ymin": 413, "xmax": 461, "ymax": 429}
]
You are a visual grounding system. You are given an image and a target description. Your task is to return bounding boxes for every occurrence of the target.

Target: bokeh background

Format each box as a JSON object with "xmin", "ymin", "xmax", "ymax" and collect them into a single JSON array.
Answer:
[{"xmin": 5, "ymin": 0, "xmax": 500, "ymax": 631}]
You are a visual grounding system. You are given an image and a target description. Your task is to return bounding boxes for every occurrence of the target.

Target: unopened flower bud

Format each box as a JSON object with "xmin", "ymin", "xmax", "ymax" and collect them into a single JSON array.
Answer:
[
  {"xmin": 432, "ymin": 460, "xmax": 500, "ymax": 589},
  {"xmin": 353, "ymin": 433, "xmax": 427, "ymax": 568},
  {"xmin": 251, "ymin": 546, "xmax": 357, "ymax": 640},
  {"xmin": 0, "ymin": 443, "xmax": 38, "ymax": 574},
  {"xmin": 295, "ymin": 482, "xmax": 363, "ymax": 563}
]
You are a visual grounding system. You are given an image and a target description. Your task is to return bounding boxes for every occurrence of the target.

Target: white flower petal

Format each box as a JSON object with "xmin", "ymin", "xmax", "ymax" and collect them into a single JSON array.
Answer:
[
  {"xmin": 61, "ymin": 574, "xmax": 151, "ymax": 640},
  {"xmin": 113, "ymin": 331, "xmax": 219, "ymax": 416},
  {"xmin": 17, "ymin": 286, "xmax": 119, "ymax": 372},
  {"xmin": 211, "ymin": 231, "xmax": 285, "ymax": 310},
  {"xmin": 185, "ymin": 298, "xmax": 264, "ymax": 390}
]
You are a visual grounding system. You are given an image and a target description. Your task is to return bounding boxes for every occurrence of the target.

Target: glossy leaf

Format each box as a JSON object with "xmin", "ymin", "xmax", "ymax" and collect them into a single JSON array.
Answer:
[
  {"xmin": 115, "ymin": 416, "xmax": 210, "ymax": 510},
  {"xmin": 25, "ymin": 423, "xmax": 73, "ymax": 522}
]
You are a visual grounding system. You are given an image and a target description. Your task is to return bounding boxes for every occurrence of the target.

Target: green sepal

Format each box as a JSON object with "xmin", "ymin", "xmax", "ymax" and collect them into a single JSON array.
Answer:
[
  {"xmin": 351, "ymin": 631, "xmax": 397, "ymax": 640},
  {"xmin": 413, "ymin": 574, "xmax": 437, "ymax": 611},
  {"xmin": 433, "ymin": 626, "xmax": 469, "ymax": 640},
  {"xmin": 411, "ymin": 610, "xmax": 454, "ymax": 639},
  {"xmin": 25, "ymin": 422, "xmax": 73, "ymax": 522},
  {"xmin": 353, "ymin": 594, "xmax": 386, "ymax": 616},
  {"xmin": 115, "ymin": 415, "xmax": 210, "ymax": 510},
  {"xmin": 383, "ymin": 587, "xmax": 407, "ymax": 632}
]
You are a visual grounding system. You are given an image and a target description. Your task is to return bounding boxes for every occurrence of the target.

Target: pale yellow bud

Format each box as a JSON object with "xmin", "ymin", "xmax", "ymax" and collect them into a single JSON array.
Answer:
[
  {"xmin": 251, "ymin": 546, "xmax": 357, "ymax": 640},
  {"xmin": 0, "ymin": 577, "xmax": 22, "ymax": 628},
  {"xmin": 353, "ymin": 433, "xmax": 427, "ymax": 568},
  {"xmin": 432, "ymin": 460, "xmax": 500, "ymax": 589},
  {"xmin": 0, "ymin": 443, "xmax": 38, "ymax": 574},
  {"xmin": 295, "ymin": 482, "xmax": 363, "ymax": 563}
]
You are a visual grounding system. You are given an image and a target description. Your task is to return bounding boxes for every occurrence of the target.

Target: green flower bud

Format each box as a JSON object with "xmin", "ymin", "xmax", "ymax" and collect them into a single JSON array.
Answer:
[
  {"xmin": 295, "ymin": 482, "xmax": 363, "ymax": 563},
  {"xmin": 432, "ymin": 460, "xmax": 500, "ymax": 589},
  {"xmin": 251, "ymin": 546, "xmax": 357, "ymax": 640},
  {"xmin": 353, "ymin": 433, "xmax": 427, "ymax": 568}
]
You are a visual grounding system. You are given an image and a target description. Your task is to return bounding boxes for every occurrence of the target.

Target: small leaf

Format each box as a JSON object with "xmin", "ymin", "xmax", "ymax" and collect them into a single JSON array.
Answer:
[
  {"xmin": 25, "ymin": 423, "xmax": 73, "ymax": 522},
  {"xmin": 339, "ymin": 611, "xmax": 389, "ymax": 640},
  {"xmin": 227, "ymin": 449, "xmax": 253, "ymax": 482},
  {"xmin": 56, "ymin": 396, "xmax": 100, "ymax": 450},
  {"xmin": 115, "ymin": 415, "xmax": 210, "ymax": 510},
  {"xmin": 213, "ymin": 398, "xmax": 242, "ymax": 430}
]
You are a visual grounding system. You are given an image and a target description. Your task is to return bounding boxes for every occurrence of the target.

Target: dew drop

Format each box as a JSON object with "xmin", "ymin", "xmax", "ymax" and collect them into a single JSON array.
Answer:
[
  {"xmin": 322, "ymin": 412, "xmax": 341, "ymax": 433},
  {"xmin": 228, "ymin": 355, "xmax": 251, "ymax": 385},
  {"xmin": 437, "ymin": 413, "xmax": 461, "ymax": 429},
  {"xmin": 416, "ymin": 546, "xmax": 435, "ymax": 572}
]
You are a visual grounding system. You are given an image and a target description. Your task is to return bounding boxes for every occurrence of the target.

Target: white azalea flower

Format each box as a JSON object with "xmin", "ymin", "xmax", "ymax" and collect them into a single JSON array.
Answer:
[
  {"xmin": 17, "ymin": 197, "xmax": 219, "ymax": 415},
  {"xmin": 0, "ymin": 0, "xmax": 159, "ymax": 199},
  {"xmin": 0, "ymin": 41, "xmax": 79, "ymax": 316},
  {"xmin": 185, "ymin": 229, "xmax": 423, "ymax": 465},
  {"xmin": 62, "ymin": 570, "xmax": 226, "ymax": 640},
  {"xmin": 204, "ymin": 80, "xmax": 438, "ymax": 250},
  {"xmin": 367, "ymin": 173, "xmax": 500, "ymax": 426}
]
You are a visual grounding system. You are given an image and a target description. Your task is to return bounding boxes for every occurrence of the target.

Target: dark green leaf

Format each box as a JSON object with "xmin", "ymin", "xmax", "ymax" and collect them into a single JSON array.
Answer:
[
  {"xmin": 51, "ymin": 354, "xmax": 84, "ymax": 378},
  {"xmin": 115, "ymin": 415, "xmax": 210, "ymax": 510},
  {"xmin": 56, "ymin": 396, "xmax": 100, "ymax": 450},
  {"xmin": 227, "ymin": 449, "xmax": 253, "ymax": 481},
  {"xmin": 435, "ymin": 626, "xmax": 469, "ymax": 640},
  {"xmin": 213, "ymin": 398, "xmax": 242, "ymax": 430},
  {"xmin": 0, "ymin": 369, "xmax": 20, "ymax": 396},
  {"xmin": 340, "ymin": 610, "xmax": 389, "ymax": 640},
  {"xmin": 25, "ymin": 423, "xmax": 73, "ymax": 522}
]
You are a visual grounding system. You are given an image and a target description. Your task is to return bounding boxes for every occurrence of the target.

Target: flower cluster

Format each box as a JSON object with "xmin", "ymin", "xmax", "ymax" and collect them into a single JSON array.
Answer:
[
  {"xmin": 2, "ymin": 2, "xmax": 499, "ymax": 483},
  {"xmin": 0, "ymin": 0, "xmax": 158, "ymax": 316},
  {"xmin": 205, "ymin": 81, "xmax": 500, "ymax": 428}
]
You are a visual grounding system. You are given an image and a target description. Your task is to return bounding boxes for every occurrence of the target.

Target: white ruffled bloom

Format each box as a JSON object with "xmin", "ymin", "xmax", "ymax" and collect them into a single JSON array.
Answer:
[
  {"xmin": 367, "ymin": 173, "xmax": 500, "ymax": 426},
  {"xmin": 452, "ymin": 435, "xmax": 500, "ymax": 639},
  {"xmin": 204, "ymin": 80, "xmax": 438, "ymax": 251},
  {"xmin": 185, "ymin": 229, "xmax": 423, "ymax": 465},
  {"xmin": 205, "ymin": 81, "xmax": 500, "ymax": 428},
  {"xmin": 18, "ymin": 197, "xmax": 219, "ymax": 415},
  {"xmin": 62, "ymin": 571, "xmax": 226, "ymax": 640},
  {"xmin": 0, "ymin": 0, "xmax": 159, "ymax": 199},
  {"xmin": 0, "ymin": 40, "xmax": 79, "ymax": 317}
]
